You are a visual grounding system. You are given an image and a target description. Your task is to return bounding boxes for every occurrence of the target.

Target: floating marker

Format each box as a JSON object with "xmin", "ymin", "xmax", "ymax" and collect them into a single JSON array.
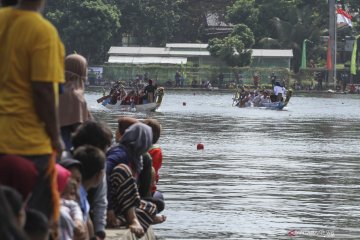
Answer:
[
  {"xmin": 197, "ymin": 143, "xmax": 204, "ymax": 150},
  {"xmin": 183, "ymin": 102, "xmax": 186, "ymax": 106}
]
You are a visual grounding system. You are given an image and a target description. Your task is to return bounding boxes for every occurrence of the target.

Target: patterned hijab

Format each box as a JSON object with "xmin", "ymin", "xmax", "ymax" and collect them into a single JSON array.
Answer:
[{"xmin": 119, "ymin": 123, "xmax": 153, "ymax": 173}]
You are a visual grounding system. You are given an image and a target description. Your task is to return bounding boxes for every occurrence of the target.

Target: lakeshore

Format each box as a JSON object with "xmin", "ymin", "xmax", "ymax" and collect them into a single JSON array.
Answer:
[
  {"xmin": 86, "ymin": 85, "xmax": 359, "ymax": 96},
  {"xmin": 106, "ymin": 226, "xmax": 156, "ymax": 240}
]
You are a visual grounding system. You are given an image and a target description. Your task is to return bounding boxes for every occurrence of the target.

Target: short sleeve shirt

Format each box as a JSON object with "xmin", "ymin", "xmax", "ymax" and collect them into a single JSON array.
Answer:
[{"xmin": 0, "ymin": 7, "xmax": 65, "ymax": 155}]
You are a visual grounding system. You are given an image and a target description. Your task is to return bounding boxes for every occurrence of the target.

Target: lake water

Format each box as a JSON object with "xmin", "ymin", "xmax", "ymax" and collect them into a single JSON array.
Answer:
[{"xmin": 86, "ymin": 90, "xmax": 360, "ymax": 240}]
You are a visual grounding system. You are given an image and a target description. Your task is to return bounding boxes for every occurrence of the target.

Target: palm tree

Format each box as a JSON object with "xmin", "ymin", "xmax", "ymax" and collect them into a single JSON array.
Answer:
[{"xmin": 257, "ymin": 2, "xmax": 326, "ymax": 72}]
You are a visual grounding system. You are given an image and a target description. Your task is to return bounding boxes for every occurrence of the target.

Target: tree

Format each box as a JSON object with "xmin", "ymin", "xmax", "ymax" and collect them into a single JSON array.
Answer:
[
  {"xmin": 113, "ymin": 0, "xmax": 182, "ymax": 46},
  {"xmin": 173, "ymin": 0, "xmax": 235, "ymax": 42},
  {"xmin": 226, "ymin": 0, "xmax": 259, "ymax": 34},
  {"xmin": 253, "ymin": 0, "xmax": 328, "ymax": 72},
  {"xmin": 46, "ymin": 0, "xmax": 120, "ymax": 64},
  {"xmin": 348, "ymin": 0, "xmax": 359, "ymax": 32},
  {"xmin": 208, "ymin": 24, "xmax": 254, "ymax": 67}
]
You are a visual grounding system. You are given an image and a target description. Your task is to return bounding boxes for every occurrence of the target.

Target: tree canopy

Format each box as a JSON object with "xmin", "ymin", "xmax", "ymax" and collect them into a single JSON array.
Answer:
[
  {"xmin": 208, "ymin": 24, "xmax": 255, "ymax": 67},
  {"xmin": 46, "ymin": 0, "xmax": 120, "ymax": 64},
  {"xmin": 41, "ymin": 0, "xmax": 359, "ymax": 67}
]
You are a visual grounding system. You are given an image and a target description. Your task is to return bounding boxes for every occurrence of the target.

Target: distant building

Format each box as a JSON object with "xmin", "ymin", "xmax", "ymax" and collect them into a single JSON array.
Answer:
[
  {"xmin": 250, "ymin": 49, "xmax": 293, "ymax": 69},
  {"xmin": 107, "ymin": 43, "xmax": 293, "ymax": 69},
  {"xmin": 204, "ymin": 13, "xmax": 233, "ymax": 39}
]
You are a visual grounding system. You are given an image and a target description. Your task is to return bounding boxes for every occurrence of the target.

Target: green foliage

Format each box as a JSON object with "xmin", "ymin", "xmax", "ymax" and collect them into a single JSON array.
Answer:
[
  {"xmin": 112, "ymin": 0, "xmax": 182, "ymax": 46},
  {"xmin": 251, "ymin": 0, "xmax": 327, "ymax": 72},
  {"xmin": 172, "ymin": 0, "xmax": 235, "ymax": 42},
  {"xmin": 227, "ymin": 0, "xmax": 259, "ymax": 31},
  {"xmin": 208, "ymin": 24, "xmax": 254, "ymax": 67},
  {"xmin": 46, "ymin": 0, "xmax": 120, "ymax": 64},
  {"xmin": 44, "ymin": 0, "xmax": 359, "ymax": 71}
]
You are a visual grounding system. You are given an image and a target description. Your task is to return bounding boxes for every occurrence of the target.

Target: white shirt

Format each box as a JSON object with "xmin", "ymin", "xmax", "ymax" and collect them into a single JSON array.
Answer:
[{"xmin": 274, "ymin": 86, "xmax": 286, "ymax": 96}]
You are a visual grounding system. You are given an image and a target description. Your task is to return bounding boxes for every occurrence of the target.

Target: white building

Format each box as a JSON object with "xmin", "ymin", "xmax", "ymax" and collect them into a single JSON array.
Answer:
[{"xmin": 107, "ymin": 43, "xmax": 293, "ymax": 69}]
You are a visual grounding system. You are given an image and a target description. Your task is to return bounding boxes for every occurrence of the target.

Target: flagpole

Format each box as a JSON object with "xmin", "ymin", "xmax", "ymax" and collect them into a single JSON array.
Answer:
[
  {"xmin": 329, "ymin": 0, "xmax": 336, "ymax": 89},
  {"xmin": 334, "ymin": 4, "xmax": 337, "ymax": 89}
]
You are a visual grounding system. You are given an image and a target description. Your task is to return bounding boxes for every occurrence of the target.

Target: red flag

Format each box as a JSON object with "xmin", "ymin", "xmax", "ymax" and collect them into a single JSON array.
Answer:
[
  {"xmin": 337, "ymin": 8, "xmax": 352, "ymax": 28},
  {"xmin": 327, "ymin": 37, "xmax": 333, "ymax": 71}
]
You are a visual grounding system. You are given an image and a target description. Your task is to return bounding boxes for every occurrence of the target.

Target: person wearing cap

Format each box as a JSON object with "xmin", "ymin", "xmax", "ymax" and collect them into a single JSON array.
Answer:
[
  {"xmin": 59, "ymin": 158, "xmax": 83, "ymax": 190},
  {"xmin": 0, "ymin": 0, "xmax": 65, "ymax": 225}
]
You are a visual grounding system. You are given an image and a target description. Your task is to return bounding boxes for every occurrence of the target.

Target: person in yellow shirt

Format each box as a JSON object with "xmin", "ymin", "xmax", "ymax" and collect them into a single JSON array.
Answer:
[{"xmin": 0, "ymin": 0, "xmax": 64, "ymax": 224}]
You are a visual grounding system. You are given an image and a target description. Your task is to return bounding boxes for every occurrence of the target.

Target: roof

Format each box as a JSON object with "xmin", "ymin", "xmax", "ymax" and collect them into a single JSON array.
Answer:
[
  {"xmin": 166, "ymin": 43, "xmax": 209, "ymax": 49},
  {"xmin": 108, "ymin": 56, "xmax": 187, "ymax": 65},
  {"xmin": 108, "ymin": 47, "xmax": 168, "ymax": 55},
  {"xmin": 168, "ymin": 51, "xmax": 209, "ymax": 56},
  {"xmin": 206, "ymin": 13, "xmax": 230, "ymax": 27},
  {"xmin": 251, "ymin": 49, "xmax": 293, "ymax": 57},
  {"xmin": 108, "ymin": 46, "xmax": 210, "ymax": 57},
  {"xmin": 108, "ymin": 46, "xmax": 293, "ymax": 59}
]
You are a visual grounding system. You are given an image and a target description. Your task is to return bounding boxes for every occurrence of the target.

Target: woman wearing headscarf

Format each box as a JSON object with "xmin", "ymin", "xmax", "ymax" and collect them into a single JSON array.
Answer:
[
  {"xmin": 106, "ymin": 122, "xmax": 166, "ymax": 238},
  {"xmin": 59, "ymin": 54, "xmax": 92, "ymax": 151},
  {"xmin": 111, "ymin": 117, "xmax": 152, "ymax": 198}
]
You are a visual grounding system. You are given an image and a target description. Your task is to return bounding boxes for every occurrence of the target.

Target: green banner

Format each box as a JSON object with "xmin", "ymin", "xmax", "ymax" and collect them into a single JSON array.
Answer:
[
  {"xmin": 300, "ymin": 40, "xmax": 307, "ymax": 69},
  {"xmin": 351, "ymin": 36, "xmax": 359, "ymax": 75}
]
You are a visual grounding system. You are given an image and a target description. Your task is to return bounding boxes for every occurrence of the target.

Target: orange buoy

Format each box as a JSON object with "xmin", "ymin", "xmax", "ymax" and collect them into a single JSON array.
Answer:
[
  {"xmin": 197, "ymin": 143, "xmax": 204, "ymax": 150},
  {"xmin": 183, "ymin": 102, "xmax": 186, "ymax": 106}
]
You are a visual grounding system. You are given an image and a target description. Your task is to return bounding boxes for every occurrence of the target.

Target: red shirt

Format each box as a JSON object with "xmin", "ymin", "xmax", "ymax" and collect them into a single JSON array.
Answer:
[{"xmin": 148, "ymin": 146, "xmax": 162, "ymax": 192}]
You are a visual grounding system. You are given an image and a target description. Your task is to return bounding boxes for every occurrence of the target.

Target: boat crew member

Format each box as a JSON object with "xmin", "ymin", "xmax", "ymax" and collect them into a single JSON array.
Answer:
[
  {"xmin": 144, "ymin": 79, "xmax": 157, "ymax": 103},
  {"xmin": 273, "ymin": 81, "xmax": 286, "ymax": 101}
]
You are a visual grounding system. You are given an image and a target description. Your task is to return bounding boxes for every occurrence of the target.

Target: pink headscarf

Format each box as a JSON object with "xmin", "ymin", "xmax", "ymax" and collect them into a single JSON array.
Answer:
[{"xmin": 56, "ymin": 164, "xmax": 71, "ymax": 194}]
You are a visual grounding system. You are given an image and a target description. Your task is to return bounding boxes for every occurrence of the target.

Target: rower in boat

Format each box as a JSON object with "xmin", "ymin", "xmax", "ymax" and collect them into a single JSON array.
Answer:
[{"xmin": 273, "ymin": 81, "xmax": 286, "ymax": 102}]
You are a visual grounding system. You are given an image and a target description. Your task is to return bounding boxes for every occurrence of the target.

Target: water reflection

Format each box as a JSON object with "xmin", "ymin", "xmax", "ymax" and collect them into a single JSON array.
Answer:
[{"xmin": 86, "ymin": 90, "xmax": 360, "ymax": 239}]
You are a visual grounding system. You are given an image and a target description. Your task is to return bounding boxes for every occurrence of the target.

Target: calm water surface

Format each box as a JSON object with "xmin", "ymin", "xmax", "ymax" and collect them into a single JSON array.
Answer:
[{"xmin": 86, "ymin": 90, "xmax": 360, "ymax": 240}]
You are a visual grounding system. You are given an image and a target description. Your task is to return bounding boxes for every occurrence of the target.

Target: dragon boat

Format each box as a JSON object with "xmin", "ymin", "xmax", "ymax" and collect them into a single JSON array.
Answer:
[
  {"xmin": 232, "ymin": 89, "xmax": 292, "ymax": 110},
  {"xmin": 98, "ymin": 87, "xmax": 165, "ymax": 112}
]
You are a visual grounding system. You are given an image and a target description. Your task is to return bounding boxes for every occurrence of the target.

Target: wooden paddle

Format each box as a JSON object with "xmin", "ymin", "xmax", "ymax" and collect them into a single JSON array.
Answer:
[{"xmin": 97, "ymin": 95, "xmax": 109, "ymax": 103}]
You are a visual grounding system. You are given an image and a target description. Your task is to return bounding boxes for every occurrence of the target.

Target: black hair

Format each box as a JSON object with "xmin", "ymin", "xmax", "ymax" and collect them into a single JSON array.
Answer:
[
  {"xmin": 143, "ymin": 118, "xmax": 161, "ymax": 144},
  {"xmin": 73, "ymin": 145, "xmax": 105, "ymax": 181},
  {"xmin": 72, "ymin": 120, "xmax": 113, "ymax": 152},
  {"xmin": 0, "ymin": 186, "xmax": 27, "ymax": 240},
  {"xmin": 24, "ymin": 209, "xmax": 49, "ymax": 239},
  {"xmin": 1, "ymin": 186, "xmax": 23, "ymax": 216},
  {"xmin": 137, "ymin": 153, "xmax": 152, "ymax": 198}
]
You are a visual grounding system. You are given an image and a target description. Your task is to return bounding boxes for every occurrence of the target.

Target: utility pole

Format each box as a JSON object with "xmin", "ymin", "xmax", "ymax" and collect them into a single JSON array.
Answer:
[{"xmin": 329, "ymin": 0, "xmax": 336, "ymax": 89}]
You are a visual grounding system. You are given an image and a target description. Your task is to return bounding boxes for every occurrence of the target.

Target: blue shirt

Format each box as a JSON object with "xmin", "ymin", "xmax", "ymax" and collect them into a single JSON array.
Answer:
[{"xmin": 79, "ymin": 185, "xmax": 90, "ymax": 222}]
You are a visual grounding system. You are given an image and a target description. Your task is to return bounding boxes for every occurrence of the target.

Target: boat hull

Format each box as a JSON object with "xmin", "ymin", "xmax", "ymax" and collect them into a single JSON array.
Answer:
[
  {"xmin": 100, "ymin": 87, "xmax": 165, "ymax": 112},
  {"xmin": 260, "ymin": 102, "xmax": 287, "ymax": 110},
  {"xmin": 233, "ymin": 89, "xmax": 292, "ymax": 110},
  {"xmin": 103, "ymin": 102, "xmax": 161, "ymax": 112}
]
